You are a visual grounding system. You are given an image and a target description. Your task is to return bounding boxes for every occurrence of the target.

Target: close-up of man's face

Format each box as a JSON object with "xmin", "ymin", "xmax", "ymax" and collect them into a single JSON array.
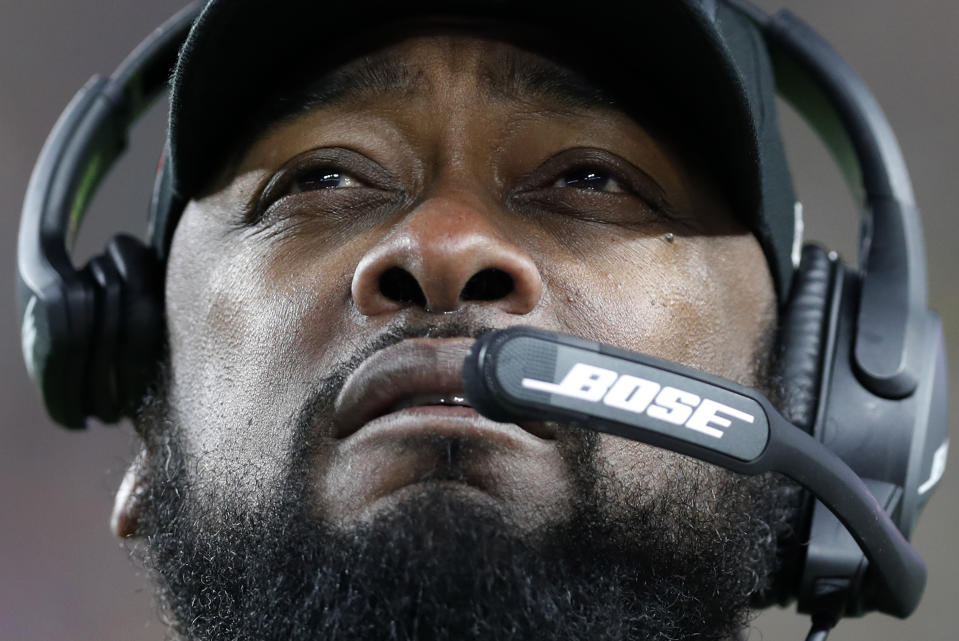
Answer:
[
  {"xmin": 7, "ymin": 2, "xmax": 956, "ymax": 641},
  {"xmin": 118, "ymin": 32, "xmax": 796, "ymax": 641}
]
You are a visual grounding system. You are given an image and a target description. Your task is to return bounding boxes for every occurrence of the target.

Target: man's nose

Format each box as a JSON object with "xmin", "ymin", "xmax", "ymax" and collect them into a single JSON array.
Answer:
[{"xmin": 351, "ymin": 194, "xmax": 542, "ymax": 315}]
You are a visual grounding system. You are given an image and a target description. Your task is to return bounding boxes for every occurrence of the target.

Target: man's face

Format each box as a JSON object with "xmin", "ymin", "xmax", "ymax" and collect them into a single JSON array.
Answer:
[{"xmin": 137, "ymin": 34, "xmax": 789, "ymax": 640}]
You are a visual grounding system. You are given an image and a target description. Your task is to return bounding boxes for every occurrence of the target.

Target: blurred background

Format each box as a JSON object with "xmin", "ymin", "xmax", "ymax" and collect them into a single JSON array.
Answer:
[{"xmin": 1, "ymin": 1, "xmax": 956, "ymax": 639}]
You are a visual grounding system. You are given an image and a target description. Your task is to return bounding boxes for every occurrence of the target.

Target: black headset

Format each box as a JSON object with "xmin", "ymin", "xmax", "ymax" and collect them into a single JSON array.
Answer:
[{"xmin": 16, "ymin": 1, "xmax": 949, "ymax": 639}]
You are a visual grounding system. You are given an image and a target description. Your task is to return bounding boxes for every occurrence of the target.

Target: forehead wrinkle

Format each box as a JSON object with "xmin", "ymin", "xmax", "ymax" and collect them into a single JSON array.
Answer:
[
  {"xmin": 478, "ymin": 49, "xmax": 619, "ymax": 116},
  {"xmin": 270, "ymin": 43, "xmax": 619, "ymax": 133},
  {"xmin": 285, "ymin": 51, "xmax": 429, "ymax": 114}
]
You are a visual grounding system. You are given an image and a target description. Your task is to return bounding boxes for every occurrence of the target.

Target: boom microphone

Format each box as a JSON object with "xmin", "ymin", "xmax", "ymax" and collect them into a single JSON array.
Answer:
[{"xmin": 461, "ymin": 326, "xmax": 925, "ymax": 618}]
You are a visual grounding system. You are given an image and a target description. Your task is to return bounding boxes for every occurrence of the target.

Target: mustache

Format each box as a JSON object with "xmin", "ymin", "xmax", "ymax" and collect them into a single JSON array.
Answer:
[{"xmin": 290, "ymin": 320, "xmax": 497, "ymax": 444}]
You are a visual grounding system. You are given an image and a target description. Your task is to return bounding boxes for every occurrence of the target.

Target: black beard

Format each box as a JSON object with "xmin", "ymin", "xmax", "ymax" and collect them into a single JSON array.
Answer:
[{"xmin": 133, "ymin": 324, "xmax": 800, "ymax": 641}]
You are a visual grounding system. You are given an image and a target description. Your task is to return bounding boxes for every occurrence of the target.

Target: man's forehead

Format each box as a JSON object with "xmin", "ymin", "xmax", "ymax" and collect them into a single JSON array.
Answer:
[{"xmin": 246, "ymin": 36, "xmax": 623, "ymax": 150}]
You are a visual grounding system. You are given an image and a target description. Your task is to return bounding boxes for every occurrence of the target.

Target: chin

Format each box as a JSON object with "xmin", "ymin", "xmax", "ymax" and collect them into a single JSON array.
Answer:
[{"xmin": 317, "ymin": 428, "xmax": 579, "ymax": 531}]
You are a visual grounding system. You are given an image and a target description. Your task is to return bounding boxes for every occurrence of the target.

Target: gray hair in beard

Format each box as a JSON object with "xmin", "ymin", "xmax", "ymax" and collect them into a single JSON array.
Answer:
[{"xmin": 130, "ymin": 322, "xmax": 802, "ymax": 641}]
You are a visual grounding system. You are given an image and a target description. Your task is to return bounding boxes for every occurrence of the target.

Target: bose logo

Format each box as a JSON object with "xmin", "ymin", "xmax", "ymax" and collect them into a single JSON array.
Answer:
[{"xmin": 521, "ymin": 362, "xmax": 755, "ymax": 439}]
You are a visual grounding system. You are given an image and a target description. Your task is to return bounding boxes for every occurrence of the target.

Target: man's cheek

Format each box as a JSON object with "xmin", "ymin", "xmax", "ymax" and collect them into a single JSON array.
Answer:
[
  {"xmin": 590, "ymin": 435, "xmax": 690, "ymax": 499},
  {"xmin": 166, "ymin": 289, "xmax": 315, "ymax": 500},
  {"xmin": 165, "ymin": 242, "xmax": 357, "ymax": 505},
  {"xmin": 545, "ymin": 242, "xmax": 723, "ymax": 372}
]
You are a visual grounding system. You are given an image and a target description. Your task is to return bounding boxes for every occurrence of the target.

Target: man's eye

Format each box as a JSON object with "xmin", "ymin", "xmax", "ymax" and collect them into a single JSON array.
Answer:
[
  {"xmin": 552, "ymin": 168, "xmax": 624, "ymax": 193},
  {"xmin": 292, "ymin": 168, "xmax": 360, "ymax": 193}
]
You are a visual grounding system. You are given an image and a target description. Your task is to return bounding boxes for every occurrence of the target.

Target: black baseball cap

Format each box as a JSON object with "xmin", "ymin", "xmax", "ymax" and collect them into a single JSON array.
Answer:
[{"xmin": 163, "ymin": 0, "xmax": 798, "ymax": 299}]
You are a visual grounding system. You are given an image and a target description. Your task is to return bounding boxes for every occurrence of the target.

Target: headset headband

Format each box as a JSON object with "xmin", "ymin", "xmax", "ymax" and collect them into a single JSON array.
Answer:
[
  {"xmin": 17, "ymin": 3, "xmax": 198, "ymax": 427},
  {"xmin": 732, "ymin": 2, "xmax": 928, "ymax": 401}
]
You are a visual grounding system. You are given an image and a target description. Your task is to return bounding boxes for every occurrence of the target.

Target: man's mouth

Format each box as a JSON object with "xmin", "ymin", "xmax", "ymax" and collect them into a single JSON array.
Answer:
[
  {"xmin": 331, "ymin": 338, "xmax": 554, "ymax": 440},
  {"xmin": 391, "ymin": 394, "xmax": 471, "ymax": 411}
]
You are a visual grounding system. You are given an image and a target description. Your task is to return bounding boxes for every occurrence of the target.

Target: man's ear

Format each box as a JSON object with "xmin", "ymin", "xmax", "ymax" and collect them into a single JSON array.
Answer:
[{"xmin": 111, "ymin": 449, "xmax": 149, "ymax": 538}]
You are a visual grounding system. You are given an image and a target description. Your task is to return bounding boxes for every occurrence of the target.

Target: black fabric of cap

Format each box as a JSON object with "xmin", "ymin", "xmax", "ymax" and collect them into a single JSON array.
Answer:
[{"xmin": 162, "ymin": 0, "xmax": 797, "ymax": 300}]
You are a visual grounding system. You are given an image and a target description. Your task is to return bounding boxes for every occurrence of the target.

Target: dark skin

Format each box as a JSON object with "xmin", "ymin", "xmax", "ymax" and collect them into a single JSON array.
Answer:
[{"xmin": 114, "ymin": 35, "xmax": 775, "ymax": 550}]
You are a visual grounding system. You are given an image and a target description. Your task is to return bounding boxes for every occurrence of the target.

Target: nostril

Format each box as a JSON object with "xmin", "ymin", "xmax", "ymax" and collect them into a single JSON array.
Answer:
[
  {"xmin": 461, "ymin": 268, "xmax": 514, "ymax": 302},
  {"xmin": 379, "ymin": 267, "xmax": 427, "ymax": 307}
]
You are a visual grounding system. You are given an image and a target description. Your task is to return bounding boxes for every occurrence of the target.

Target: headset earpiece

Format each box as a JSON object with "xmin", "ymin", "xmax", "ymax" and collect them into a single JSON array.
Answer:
[
  {"xmin": 84, "ymin": 249, "xmax": 123, "ymax": 421},
  {"xmin": 21, "ymin": 234, "xmax": 163, "ymax": 427},
  {"xmin": 104, "ymin": 235, "xmax": 164, "ymax": 415},
  {"xmin": 16, "ymin": 3, "xmax": 197, "ymax": 427},
  {"xmin": 729, "ymin": 0, "xmax": 949, "ymax": 624},
  {"xmin": 779, "ymin": 244, "xmax": 836, "ymax": 432},
  {"xmin": 746, "ymin": 243, "xmax": 835, "ymax": 608}
]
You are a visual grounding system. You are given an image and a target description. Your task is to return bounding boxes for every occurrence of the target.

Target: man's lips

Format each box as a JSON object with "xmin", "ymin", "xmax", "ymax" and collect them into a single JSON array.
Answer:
[{"xmin": 332, "ymin": 337, "xmax": 555, "ymax": 440}]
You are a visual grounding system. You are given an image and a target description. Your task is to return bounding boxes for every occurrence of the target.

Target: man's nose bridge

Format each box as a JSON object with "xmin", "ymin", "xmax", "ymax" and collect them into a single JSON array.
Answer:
[
  {"xmin": 396, "ymin": 191, "xmax": 511, "ymax": 263},
  {"xmin": 350, "ymin": 186, "xmax": 543, "ymax": 316}
]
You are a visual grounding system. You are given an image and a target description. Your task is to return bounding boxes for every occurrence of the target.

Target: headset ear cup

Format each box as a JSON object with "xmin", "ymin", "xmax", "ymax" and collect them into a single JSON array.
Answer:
[
  {"xmin": 754, "ymin": 243, "xmax": 836, "ymax": 608},
  {"xmin": 18, "ymin": 267, "xmax": 98, "ymax": 428},
  {"xmin": 779, "ymin": 244, "xmax": 835, "ymax": 431},
  {"xmin": 85, "ymin": 253, "xmax": 123, "ymax": 421},
  {"xmin": 105, "ymin": 234, "xmax": 164, "ymax": 416}
]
